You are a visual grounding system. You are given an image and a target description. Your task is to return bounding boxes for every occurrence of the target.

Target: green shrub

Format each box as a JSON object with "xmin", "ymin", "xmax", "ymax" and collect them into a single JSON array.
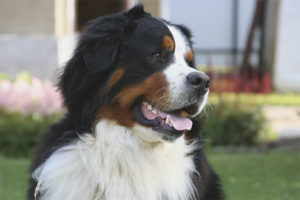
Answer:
[
  {"xmin": 209, "ymin": 92, "xmax": 300, "ymax": 106},
  {"xmin": 0, "ymin": 109, "xmax": 61, "ymax": 157},
  {"xmin": 0, "ymin": 92, "xmax": 273, "ymax": 157},
  {"xmin": 202, "ymin": 101, "xmax": 267, "ymax": 146}
]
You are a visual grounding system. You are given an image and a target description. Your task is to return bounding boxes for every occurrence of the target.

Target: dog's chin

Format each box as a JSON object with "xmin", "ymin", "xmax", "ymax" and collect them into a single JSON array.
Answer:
[{"xmin": 131, "ymin": 91, "xmax": 208, "ymax": 142}]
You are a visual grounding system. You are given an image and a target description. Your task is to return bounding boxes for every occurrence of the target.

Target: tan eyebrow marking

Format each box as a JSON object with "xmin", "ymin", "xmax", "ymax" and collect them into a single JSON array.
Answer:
[
  {"xmin": 185, "ymin": 50, "xmax": 193, "ymax": 62},
  {"xmin": 162, "ymin": 35, "xmax": 174, "ymax": 51},
  {"xmin": 105, "ymin": 68, "xmax": 125, "ymax": 91}
]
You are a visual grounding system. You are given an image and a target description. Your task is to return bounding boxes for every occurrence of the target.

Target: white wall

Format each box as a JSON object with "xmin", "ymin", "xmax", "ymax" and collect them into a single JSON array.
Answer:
[
  {"xmin": 0, "ymin": 35, "xmax": 58, "ymax": 81},
  {"xmin": 168, "ymin": 0, "xmax": 256, "ymax": 66},
  {"xmin": 0, "ymin": 0, "xmax": 55, "ymax": 34},
  {"xmin": 273, "ymin": 0, "xmax": 300, "ymax": 92}
]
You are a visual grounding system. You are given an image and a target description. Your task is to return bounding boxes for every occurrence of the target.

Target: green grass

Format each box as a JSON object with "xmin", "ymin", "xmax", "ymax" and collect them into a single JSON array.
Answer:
[
  {"xmin": 208, "ymin": 150, "xmax": 300, "ymax": 200},
  {"xmin": 0, "ymin": 156, "xmax": 30, "ymax": 200},
  {"xmin": 1, "ymin": 151, "xmax": 300, "ymax": 200}
]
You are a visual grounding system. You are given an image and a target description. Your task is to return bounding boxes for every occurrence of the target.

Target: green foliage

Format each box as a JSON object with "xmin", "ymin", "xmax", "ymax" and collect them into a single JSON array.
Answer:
[
  {"xmin": 16, "ymin": 71, "xmax": 32, "ymax": 83},
  {"xmin": 202, "ymin": 101, "xmax": 267, "ymax": 146},
  {"xmin": 0, "ymin": 71, "xmax": 32, "ymax": 82},
  {"xmin": 209, "ymin": 92, "xmax": 300, "ymax": 106},
  {"xmin": 0, "ymin": 73, "xmax": 8, "ymax": 80},
  {"xmin": 0, "ymin": 109, "xmax": 61, "ymax": 157}
]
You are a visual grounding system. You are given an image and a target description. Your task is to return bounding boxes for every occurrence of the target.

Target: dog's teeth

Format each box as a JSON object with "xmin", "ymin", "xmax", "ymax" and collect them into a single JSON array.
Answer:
[
  {"xmin": 165, "ymin": 115, "xmax": 172, "ymax": 127},
  {"xmin": 147, "ymin": 104, "xmax": 153, "ymax": 110},
  {"xmin": 152, "ymin": 109, "xmax": 157, "ymax": 114},
  {"xmin": 166, "ymin": 115, "xmax": 170, "ymax": 124}
]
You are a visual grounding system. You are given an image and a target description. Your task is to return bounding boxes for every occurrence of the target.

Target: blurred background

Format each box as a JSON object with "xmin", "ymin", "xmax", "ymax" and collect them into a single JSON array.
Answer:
[{"xmin": 0, "ymin": 0, "xmax": 299, "ymax": 199}]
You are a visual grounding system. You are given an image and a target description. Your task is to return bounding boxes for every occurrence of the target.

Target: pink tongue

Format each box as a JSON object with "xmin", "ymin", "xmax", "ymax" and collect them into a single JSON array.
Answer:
[
  {"xmin": 169, "ymin": 115, "xmax": 193, "ymax": 131},
  {"xmin": 140, "ymin": 103, "xmax": 193, "ymax": 131}
]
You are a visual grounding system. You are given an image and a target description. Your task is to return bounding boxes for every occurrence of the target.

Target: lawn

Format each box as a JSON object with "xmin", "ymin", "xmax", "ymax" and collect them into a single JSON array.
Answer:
[
  {"xmin": 0, "ymin": 156, "xmax": 30, "ymax": 200},
  {"xmin": 209, "ymin": 150, "xmax": 300, "ymax": 200},
  {"xmin": 1, "ymin": 150, "xmax": 299, "ymax": 200}
]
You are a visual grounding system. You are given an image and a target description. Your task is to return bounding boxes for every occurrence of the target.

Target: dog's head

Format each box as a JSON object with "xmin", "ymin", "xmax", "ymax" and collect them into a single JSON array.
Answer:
[{"xmin": 60, "ymin": 5, "xmax": 209, "ymax": 142}]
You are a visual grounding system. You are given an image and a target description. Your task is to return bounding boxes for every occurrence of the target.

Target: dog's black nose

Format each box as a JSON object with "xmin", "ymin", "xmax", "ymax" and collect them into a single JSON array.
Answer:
[{"xmin": 186, "ymin": 72, "xmax": 210, "ymax": 93}]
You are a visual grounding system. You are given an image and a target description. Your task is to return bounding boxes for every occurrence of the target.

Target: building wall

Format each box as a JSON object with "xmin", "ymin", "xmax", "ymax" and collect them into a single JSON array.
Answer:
[
  {"xmin": 273, "ymin": 0, "xmax": 300, "ymax": 92},
  {"xmin": 0, "ymin": 36, "xmax": 58, "ymax": 81},
  {"xmin": 168, "ymin": 0, "xmax": 256, "ymax": 67},
  {"xmin": 0, "ymin": 0, "xmax": 65, "ymax": 81},
  {"xmin": 140, "ymin": 0, "xmax": 159, "ymax": 17},
  {"xmin": 0, "ymin": 0, "xmax": 55, "ymax": 34}
]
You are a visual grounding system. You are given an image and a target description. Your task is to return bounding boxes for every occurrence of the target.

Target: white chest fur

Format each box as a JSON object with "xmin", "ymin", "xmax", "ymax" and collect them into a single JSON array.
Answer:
[{"xmin": 33, "ymin": 120, "xmax": 197, "ymax": 200}]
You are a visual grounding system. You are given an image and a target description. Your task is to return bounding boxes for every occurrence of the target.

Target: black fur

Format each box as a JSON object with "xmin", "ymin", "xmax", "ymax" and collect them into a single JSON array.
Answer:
[
  {"xmin": 28, "ymin": 5, "xmax": 223, "ymax": 200},
  {"xmin": 188, "ymin": 120, "xmax": 224, "ymax": 200}
]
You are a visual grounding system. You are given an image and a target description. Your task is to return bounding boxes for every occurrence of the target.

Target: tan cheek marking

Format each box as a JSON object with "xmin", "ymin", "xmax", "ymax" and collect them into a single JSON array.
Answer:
[
  {"xmin": 98, "ymin": 72, "xmax": 170, "ymax": 128},
  {"xmin": 162, "ymin": 35, "xmax": 174, "ymax": 51},
  {"xmin": 105, "ymin": 68, "xmax": 125, "ymax": 92},
  {"xmin": 185, "ymin": 50, "xmax": 193, "ymax": 62},
  {"xmin": 98, "ymin": 102, "xmax": 134, "ymax": 127},
  {"xmin": 116, "ymin": 72, "xmax": 170, "ymax": 109}
]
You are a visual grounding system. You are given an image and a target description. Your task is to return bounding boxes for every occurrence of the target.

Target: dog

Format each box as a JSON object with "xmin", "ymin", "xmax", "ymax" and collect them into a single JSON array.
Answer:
[{"xmin": 28, "ymin": 5, "xmax": 223, "ymax": 200}]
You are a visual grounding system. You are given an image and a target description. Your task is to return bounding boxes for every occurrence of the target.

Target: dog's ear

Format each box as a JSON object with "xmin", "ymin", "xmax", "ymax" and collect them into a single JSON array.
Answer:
[
  {"xmin": 82, "ymin": 4, "xmax": 147, "ymax": 74},
  {"xmin": 124, "ymin": 4, "xmax": 147, "ymax": 20},
  {"xmin": 82, "ymin": 18, "xmax": 124, "ymax": 74},
  {"xmin": 82, "ymin": 33, "xmax": 120, "ymax": 73}
]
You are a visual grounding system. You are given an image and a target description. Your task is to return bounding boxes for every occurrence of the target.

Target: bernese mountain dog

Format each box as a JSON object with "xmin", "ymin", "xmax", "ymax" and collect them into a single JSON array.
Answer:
[{"xmin": 28, "ymin": 5, "xmax": 223, "ymax": 200}]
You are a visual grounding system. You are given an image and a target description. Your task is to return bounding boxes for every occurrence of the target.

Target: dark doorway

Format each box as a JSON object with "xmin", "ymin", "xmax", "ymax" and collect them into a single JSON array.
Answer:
[{"xmin": 77, "ymin": 0, "xmax": 124, "ymax": 32}]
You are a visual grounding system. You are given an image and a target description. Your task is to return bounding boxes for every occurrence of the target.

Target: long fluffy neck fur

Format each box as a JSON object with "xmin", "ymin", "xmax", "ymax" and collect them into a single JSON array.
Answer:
[{"xmin": 33, "ymin": 120, "xmax": 197, "ymax": 200}]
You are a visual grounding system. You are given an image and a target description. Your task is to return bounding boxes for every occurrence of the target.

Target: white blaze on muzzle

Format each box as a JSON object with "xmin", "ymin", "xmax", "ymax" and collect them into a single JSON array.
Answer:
[{"xmin": 163, "ymin": 24, "xmax": 207, "ymax": 112}]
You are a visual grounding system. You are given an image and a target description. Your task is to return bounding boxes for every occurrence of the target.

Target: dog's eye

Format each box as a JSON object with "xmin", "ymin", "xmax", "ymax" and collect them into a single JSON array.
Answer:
[
  {"xmin": 152, "ymin": 51, "xmax": 167, "ymax": 63},
  {"xmin": 153, "ymin": 52, "xmax": 161, "ymax": 59}
]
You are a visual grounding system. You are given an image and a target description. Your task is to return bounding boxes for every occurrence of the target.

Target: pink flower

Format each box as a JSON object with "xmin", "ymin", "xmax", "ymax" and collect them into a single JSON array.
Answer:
[{"xmin": 0, "ymin": 76, "xmax": 63, "ymax": 115}]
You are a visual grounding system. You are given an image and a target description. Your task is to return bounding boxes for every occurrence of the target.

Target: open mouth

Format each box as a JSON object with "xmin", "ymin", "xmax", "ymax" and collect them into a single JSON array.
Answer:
[{"xmin": 132, "ymin": 99, "xmax": 199, "ymax": 140}]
